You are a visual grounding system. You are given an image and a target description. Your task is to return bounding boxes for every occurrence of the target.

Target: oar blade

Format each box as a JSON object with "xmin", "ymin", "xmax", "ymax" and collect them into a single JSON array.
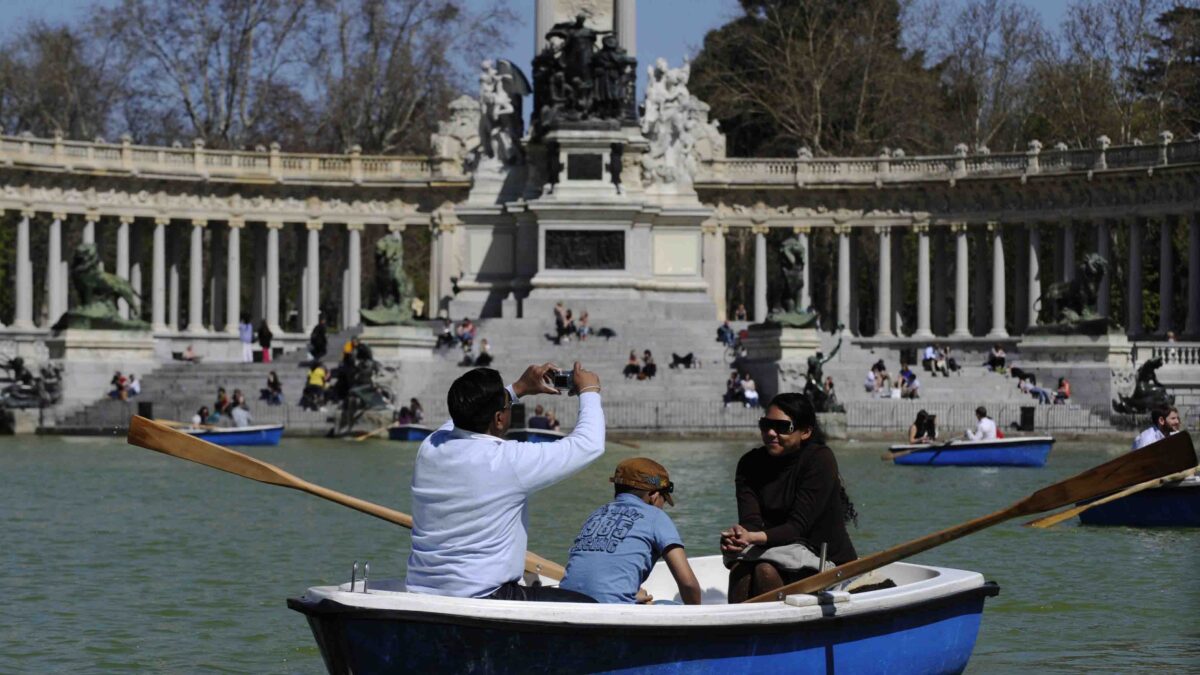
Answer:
[
  {"xmin": 127, "ymin": 415, "xmax": 298, "ymax": 488},
  {"xmin": 1018, "ymin": 431, "xmax": 1196, "ymax": 516}
]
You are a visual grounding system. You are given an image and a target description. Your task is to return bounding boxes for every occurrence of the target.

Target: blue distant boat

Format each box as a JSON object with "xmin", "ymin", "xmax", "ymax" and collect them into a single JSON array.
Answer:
[
  {"xmin": 186, "ymin": 424, "xmax": 283, "ymax": 447},
  {"xmin": 506, "ymin": 427, "xmax": 568, "ymax": 443},
  {"xmin": 890, "ymin": 436, "xmax": 1055, "ymax": 467},
  {"xmin": 387, "ymin": 424, "xmax": 435, "ymax": 442},
  {"xmin": 1078, "ymin": 477, "xmax": 1200, "ymax": 527},
  {"xmin": 288, "ymin": 556, "xmax": 999, "ymax": 674}
]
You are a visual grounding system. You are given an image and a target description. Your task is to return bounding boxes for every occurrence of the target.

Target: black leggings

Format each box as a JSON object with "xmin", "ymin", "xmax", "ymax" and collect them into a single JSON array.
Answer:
[{"xmin": 486, "ymin": 581, "xmax": 596, "ymax": 603}]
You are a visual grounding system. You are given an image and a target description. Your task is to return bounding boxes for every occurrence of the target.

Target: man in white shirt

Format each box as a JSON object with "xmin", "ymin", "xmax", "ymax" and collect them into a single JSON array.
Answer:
[
  {"xmin": 1132, "ymin": 404, "xmax": 1181, "ymax": 450},
  {"xmin": 406, "ymin": 361, "xmax": 605, "ymax": 602},
  {"xmin": 966, "ymin": 406, "xmax": 997, "ymax": 440}
]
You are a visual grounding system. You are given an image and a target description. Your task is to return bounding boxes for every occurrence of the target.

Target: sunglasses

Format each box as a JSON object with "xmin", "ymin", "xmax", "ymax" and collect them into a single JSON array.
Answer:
[{"xmin": 758, "ymin": 418, "xmax": 796, "ymax": 435}]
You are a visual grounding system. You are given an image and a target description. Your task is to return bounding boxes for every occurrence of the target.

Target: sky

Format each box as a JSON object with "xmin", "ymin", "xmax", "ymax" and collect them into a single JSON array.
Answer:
[{"xmin": 0, "ymin": 0, "xmax": 1075, "ymax": 99}]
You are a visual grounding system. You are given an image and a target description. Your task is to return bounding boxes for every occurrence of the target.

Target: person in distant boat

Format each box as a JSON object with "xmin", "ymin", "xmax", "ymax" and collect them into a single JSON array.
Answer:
[
  {"xmin": 406, "ymin": 362, "xmax": 605, "ymax": 602},
  {"xmin": 721, "ymin": 393, "xmax": 858, "ymax": 603},
  {"xmin": 560, "ymin": 458, "xmax": 702, "ymax": 605},
  {"xmin": 965, "ymin": 406, "xmax": 997, "ymax": 440},
  {"xmin": 395, "ymin": 407, "xmax": 414, "ymax": 425},
  {"xmin": 191, "ymin": 406, "xmax": 211, "ymax": 426},
  {"xmin": 1131, "ymin": 403, "xmax": 1181, "ymax": 450},
  {"xmin": 409, "ymin": 398, "xmax": 424, "ymax": 423},
  {"xmin": 908, "ymin": 410, "xmax": 933, "ymax": 444},
  {"xmin": 527, "ymin": 404, "xmax": 551, "ymax": 430},
  {"xmin": 546, "ymin": 410, "xmax": 561, "ymax": 431},
  {"xmin": 231, "ymin": 400, "xmax": 252, "ymax": 428}
]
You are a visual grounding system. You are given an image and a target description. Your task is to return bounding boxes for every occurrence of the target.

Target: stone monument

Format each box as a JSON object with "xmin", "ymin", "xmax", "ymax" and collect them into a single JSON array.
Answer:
[{"xmin": 360, "ymin": 235, "xmax": 436, "ymax": 360}]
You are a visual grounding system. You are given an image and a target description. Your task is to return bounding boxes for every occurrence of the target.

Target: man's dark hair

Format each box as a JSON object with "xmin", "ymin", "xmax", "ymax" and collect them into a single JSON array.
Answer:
[
  {"xmin": 1151, "ymin": 403, "xmax": 1177, "ymax": 427},
  {"xmin": 448, "ymin": 368, "xmax": 507, "ymax": 433},
  {"xmin": 976, "ymin": 406, "xmax": 987, "ymax": 418}
]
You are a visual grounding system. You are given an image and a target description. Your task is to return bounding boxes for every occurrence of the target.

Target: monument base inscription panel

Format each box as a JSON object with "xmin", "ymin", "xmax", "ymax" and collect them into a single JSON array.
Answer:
[{"xmin": 545, "ymin": 230, "xmax": 625, "ymax": 269}]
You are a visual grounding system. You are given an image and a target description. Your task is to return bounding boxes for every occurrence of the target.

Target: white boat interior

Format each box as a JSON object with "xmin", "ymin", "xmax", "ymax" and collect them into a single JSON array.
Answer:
[{"xmin": 297, "ymin": 555, "xmax": 988, "ymax": 627}]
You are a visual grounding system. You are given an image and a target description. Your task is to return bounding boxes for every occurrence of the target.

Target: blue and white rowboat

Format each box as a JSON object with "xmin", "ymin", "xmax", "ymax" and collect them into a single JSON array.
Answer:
[
  {"xmin": 288, "ymin": 555, "xmax": 999, "ymax": 674},
  {"xmin": 890, "ymin": 436, "xmax": 1055, "ymax": 467},
  {"xmin": 1078, "ymin": 476, "xmax": 1200, "ymax": 527},
  {"xmin": 506, "ymin": 427, "xmax": 568, "ymax": 443},
  {"xmin": 387, "ymin": 424, "xmax": 435, "ymax": 442},
  {"xmin": 186, "ymin": 424, "xmax": 283, "ymax": 447}
]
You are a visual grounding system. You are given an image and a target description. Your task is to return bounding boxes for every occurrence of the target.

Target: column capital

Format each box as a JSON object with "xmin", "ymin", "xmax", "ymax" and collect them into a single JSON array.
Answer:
[
  {"xmin": 191, "ymin": 218, "xmax": 208, "ymax": 228},
  {"xmin": 119, "ymin": 214, "xmax": 136, "ymax": 225},
  {"xmin": 52, "ymin": 212, "xmax": 67, "ymax": 221},
  {"xmin": 306, "ymin": 219, "xmax": 324, "ymax": 231},
  {"xmin": 833, "ymin": 224, "xmax": 852, "ymax": 235},
  {"xmin": 873, "ymin": 224, "xmax": 891, "ymax": 235},
  {"xmin": 750, "ymin": 223, "xmax": 770, "ymax": 236},
  {"xmin": 227, "ymin": 217, "xmax": 246, "ymax": 229},
  {"xmin": 85, "ymin": 209, "xmax": 100, "ymax": 222},
  {"xmin": 265, "ymin": 220, "xmax": 284, "ymax": 230},
  {"xmin": 912, "ymin": 221, "xmax": 930, "ymax": 234},
  {"xmin": 950, "ymin": 222, "xmax": 969, "ymax": 234},
  {"xmin": 20, "ymin": 208, "xmax": 35, "ymax": 218},
  {"xmin": 986, "ymin": 221, "xmax": 1002, "ymax": 232},
  {"xmin": 155, "ymin": 215, "xmax": 171, "ymax": 226},
  {"xmin": 345, "ymin": 221, "xmax": 366, "ymax": 231},
  {"xmin": 387, "ymin": 222, "xmax": 407, "ymax": 234},
  {"xmin": 701, "ymin": 220, "xmax": 720, "ymax": 235},
  {"xmin": 792, "ymin": 225, "xmax": 812, "ymax": 235}
]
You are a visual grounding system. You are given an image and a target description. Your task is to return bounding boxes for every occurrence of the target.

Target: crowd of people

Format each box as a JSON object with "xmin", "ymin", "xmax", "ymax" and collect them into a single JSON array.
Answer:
[
  {"xmin": 623, "ymin": 350, "xmax": 657, "ymax": 380},
  {"xmin": 404, "ymin": 362, "xmax": 855, "ymax": 607},
  {"xmin": 864, "ymin": 359, "xmax": 920, "ymax": 398},
  {"xmin": 107, "ymin": 371, "xmax": 141, "ymax": 400},
  {"xmin": 394, "ymin": 398, "xmax": 425, "ymax": 425},
  {"xmin": 722, "ymin": 371, "xmax": 759, "ymax": 408},
  {"xmin": 551, "ymin": 303, "xmax": 591, "ymax": 344},
  {"xmin": 192, "ymin": 386, "xmax": 252, "ymax": 428}
]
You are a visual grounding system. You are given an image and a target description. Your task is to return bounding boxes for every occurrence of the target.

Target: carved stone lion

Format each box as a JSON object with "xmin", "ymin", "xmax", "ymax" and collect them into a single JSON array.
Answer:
[
  {"xmin": 1028, "ymin": 253, "xmax": 1110, "ymax": 335},
  {"xmin": 360, "ymin": 235, "xmax": 419, "ymax": 326},
  {"xmin": 52, "ymin": 243, "xmax": 148, "ymax": 331}
]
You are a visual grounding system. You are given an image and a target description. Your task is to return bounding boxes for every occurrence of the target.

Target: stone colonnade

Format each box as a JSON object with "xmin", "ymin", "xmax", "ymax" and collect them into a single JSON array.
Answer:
[
  {"xmin": 0, "ymin": 209, "xmax": 402, "ymax": 335},
  {"xmin": 736, "ymin": 214, "xmax": 1200, "ymax": 339}
]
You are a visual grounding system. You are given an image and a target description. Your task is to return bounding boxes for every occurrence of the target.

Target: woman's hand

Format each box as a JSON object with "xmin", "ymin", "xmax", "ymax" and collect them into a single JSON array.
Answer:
[{"xmin": 720, "ymin": 524, "xmax": 766, "ymax": 552}]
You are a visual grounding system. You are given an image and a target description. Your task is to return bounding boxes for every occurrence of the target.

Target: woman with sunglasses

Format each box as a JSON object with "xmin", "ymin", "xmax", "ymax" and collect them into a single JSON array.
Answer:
[{"xmin": 720, "ymin": 393, "xmax": 858, "ymax": 603}]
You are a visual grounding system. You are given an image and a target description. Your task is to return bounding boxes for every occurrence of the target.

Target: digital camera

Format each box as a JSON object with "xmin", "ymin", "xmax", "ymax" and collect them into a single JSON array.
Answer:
[{"xmin": 551, "ymin": 369, "xmax": 574, "ymax": 391}]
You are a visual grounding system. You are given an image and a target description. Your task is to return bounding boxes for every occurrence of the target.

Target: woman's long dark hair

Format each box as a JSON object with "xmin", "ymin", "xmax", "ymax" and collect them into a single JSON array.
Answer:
[{"xmin": 768, "ymin": 392, "xmax": 858, "ymax": 526}]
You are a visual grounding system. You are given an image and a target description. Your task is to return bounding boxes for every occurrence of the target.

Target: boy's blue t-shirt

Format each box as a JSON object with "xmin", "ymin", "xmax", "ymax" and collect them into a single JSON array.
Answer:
[{"xmin": 559, "ymin": 493, "xmax": 684, "ymax": 604}]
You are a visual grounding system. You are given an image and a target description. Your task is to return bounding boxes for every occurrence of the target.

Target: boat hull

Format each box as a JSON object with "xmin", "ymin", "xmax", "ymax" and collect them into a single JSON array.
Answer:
[
  {"xmin": 387, "ymin": 424, "xmax": 434, "ymax": 442},
  {"xmin": 891, "ymin": 437, "xmax": 1054, "ymax": 467},
  {"xmin": 1078, "ymin": 480, "xmax": 1200, "ymax": 527},
  {"xmin": 506, "ymin": 427, "xmax": 567, "ymax": 443},
  {"xmin": 288, "ymin": 558, "xmax": 998, "ymax": 675},
  {"xmin": 188, "ymin": 424, "xmax": 283, "ymax": 446}
]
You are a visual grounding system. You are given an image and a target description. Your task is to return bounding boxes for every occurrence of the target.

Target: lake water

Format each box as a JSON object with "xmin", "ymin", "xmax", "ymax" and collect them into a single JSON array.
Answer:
[{"xmin": 2, "ymin": 434, "xmax": 1198, "ymax": 673}]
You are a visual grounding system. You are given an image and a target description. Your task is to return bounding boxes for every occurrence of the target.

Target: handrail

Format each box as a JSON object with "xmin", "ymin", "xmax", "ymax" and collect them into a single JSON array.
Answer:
[{"xmin": 0, "ymin": 132, "xmax": 460, "ymax": 185}]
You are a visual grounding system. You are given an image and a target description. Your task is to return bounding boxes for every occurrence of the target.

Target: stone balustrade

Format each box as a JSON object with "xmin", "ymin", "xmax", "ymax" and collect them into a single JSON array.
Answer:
[
  {"xmin": 699, "ymin": 136, "xmax": 1200, "ymax": 186},
  {"xmin": 1137, "ymin": 342, "xmax": 1200, "ymax": 366},
  {"xmin": 0, "ymin": 132, "xmax": 463, "ymax": 186}
]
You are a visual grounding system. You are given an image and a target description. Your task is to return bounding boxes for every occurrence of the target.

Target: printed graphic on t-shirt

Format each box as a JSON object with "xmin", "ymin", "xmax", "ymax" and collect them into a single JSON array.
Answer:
[{"xmin": 570, "ymin": 504, "xmax": 645, "ymax": 554}]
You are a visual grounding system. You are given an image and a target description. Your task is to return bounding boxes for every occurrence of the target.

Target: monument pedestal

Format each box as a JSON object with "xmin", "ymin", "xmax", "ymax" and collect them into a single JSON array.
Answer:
[
  {"xmin": 739, "ymin": 325, "xmax": 821, "ymax": 402},
  {"xmin": 360, "ymin": 325, "xmax": 437, "ymax": 361},
  {"xmin": 1016, "ymin": 333, "xmax": 1134, "ymax": 409},
  {"xmin": 46, "ymin": 329, "xmax": 158, "ymax": 416}
]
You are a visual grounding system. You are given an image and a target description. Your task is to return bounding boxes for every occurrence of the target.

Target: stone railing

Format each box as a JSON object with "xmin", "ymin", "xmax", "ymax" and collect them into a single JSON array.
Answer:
[
  {"xmin": 699, "ymin": 134, "xmax": 1200, "ymax": 186},
  {"xmin": 0, "ymin": 132, "xmax": 464, "ymax": 186},
  {"xmin": 1135, "ymin": 341, "xmax": 1200, "ymax": 366}
]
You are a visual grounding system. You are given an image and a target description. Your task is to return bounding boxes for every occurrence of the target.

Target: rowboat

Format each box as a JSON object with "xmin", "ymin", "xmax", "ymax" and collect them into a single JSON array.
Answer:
[
  {"xmin": 185, "ymin": 424, "xmax": 284, "ymax": 446},
  {"xmin": 506, "ymin": 427, "xmax": 568, "ymax": 443},
  {"xmin": 1077, "ymin": 476, "xmax": 1200, "ymax": 527},
  {"xmin": 289, "ymin": 555, "xmax": 998, "ymax": 674},
  {"xmin": 387, "ymin": 424, "xmax": 435, "ymax": 442},
  {"xmin": 889, "ymin": 436, "xmax": 1054, "ymax": 467}
]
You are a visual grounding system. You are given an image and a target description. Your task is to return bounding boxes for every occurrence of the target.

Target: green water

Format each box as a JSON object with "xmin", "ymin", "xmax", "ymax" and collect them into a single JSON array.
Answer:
[{"xmin": 2, "ymin": 435, "xmax": 1198, "ymax": 673}]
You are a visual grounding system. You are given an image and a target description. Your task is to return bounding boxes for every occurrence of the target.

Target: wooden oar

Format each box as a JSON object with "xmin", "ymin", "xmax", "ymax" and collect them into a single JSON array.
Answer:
[
  {"xmin": 353, "ymin": 424, "xmax": 392, "ymax": 442},
  {"xmin": 745, "ymin": 431, "xmax": 1196, "ymax": 603},
  {"xmin": 1025, "ymin": 464, "xmax": 1199, "ymax": 528},
  {"xmin": 881, "ymin": 439, "xmax": 951, "ymax": 461},
  {"xmin": 126, "ymin": 415, "xmax": 566, "ymax": 580}
]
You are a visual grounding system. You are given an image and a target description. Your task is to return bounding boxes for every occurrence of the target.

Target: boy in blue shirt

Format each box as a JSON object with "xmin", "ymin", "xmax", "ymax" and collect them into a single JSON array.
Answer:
[{"xmin": 560, "ymin": 458, "xmax": 702, "ymax": 604}]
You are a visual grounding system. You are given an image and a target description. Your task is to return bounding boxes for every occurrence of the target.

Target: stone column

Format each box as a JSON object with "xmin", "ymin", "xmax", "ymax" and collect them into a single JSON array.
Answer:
[
  {"xmin": 82, "ymin": 216, "xmax": 96, "ymax": 245},
  {"xmin": 988, "ymin": 222, "xmax": 1007, "ymax": 338},
  {"xmin": 1062, "ymin": 220, "xmax": 1076, "ymax": 282},
  {"xmin": 117, "ymin": 215, "xmax": 132, "ymax": 319},
  {"xmin": 187, "ymin": 218, "xmax": 206, "ymax": 333},
  {"xmin": 266, "ymin": 221, "xmax": 282, "ymax": 333},
  {"xmin": 129, "ymin": 222, "xmax": 144, "ymax": 317},
  {"xmin": 837, "ymin": 226, "xmax": 851, "ymax": 332},
  {"xmin": 14, "ymin": 210, "xmax": 34, "ymax": 329},
  {"xmin": 1027, "ymin": 224, "xmax": 1041, "ymax": 329},
  {"xmin": 225, "ymin": 218, "xmax": 243, "ymax": 335},
  {"xmin": 753, "ymin": 224, "xmax": 768, "ymax": 322},
  {"xmin": 1096, "ymin": 220, "xmax": 1112, "ymax": 318},
  {"xmin": 952, "ymin": 223, "xmax": 970, "ymax": 337},
  {"xmin": 701, "ymin": 221, "xmax": 726, "ymax": 320},
  {"xmin": 914, "ymin": 222, "xmax": 932, "ymax": 338},
  {"xmin": 1158, "ymin": 215, "xmax": 1175, "ymax": 336},
  {"xmin": 46, "ymin": 213, "xmax": 64, "ymax": 326},
  {"xmin": 615, "ymin": 0, "xmax": 636, "ymax": 55},
  {"xmin": 876, "ymin": 225, "xmax": 892, "ymax": 336},
  {"xmin": 1187, "ymin": 212, "xmax": 1200, "ymax": 337},
  {"xmin": 152, "ymin": 216, "xmax": 168, "ymax": 332},
  {"xmin": 347, "ymin": 222, "xmax": 363, "ymax": 328},
  {"xmin": 797, "ymin": 227, "xmax": 812, "ymax": 312},
  {"xmin": 1127, "ymin": 217, "xmax": 1144, "ymax": 337},
  {"xmin": 168, "ymin": 225, "xmax": 180, "ymax": 330},
  {"xmin": 305, "ymin": 220, "xmax": 322, "ymax": 331}
]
